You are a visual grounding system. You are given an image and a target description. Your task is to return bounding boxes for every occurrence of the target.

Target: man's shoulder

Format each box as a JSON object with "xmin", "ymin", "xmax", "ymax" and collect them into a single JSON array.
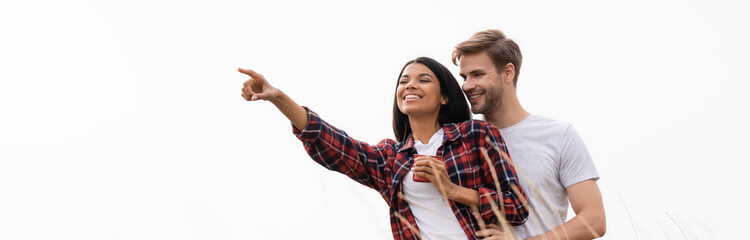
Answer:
[{"xmin": 516, "ymin": 113, "xmax": 573, "ymax": 134}]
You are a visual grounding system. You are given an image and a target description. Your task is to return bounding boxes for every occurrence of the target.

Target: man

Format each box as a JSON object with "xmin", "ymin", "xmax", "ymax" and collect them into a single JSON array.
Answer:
[{"xmin": 453, "ymin": 30, "xmax": 606, "ymax": 240}]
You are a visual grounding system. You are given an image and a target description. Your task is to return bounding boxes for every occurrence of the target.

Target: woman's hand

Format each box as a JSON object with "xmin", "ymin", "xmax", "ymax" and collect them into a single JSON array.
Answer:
[
  {"xmin": 238, "ymin": 67, "xmax": 307, "ymax": 130},
  {"xmin": 413, "ymin": 156, "xmax": 456, "ymax": 199},
  {"xmin": 475, "ymin": 223, "xmax": 513, "ymax": 240},
  {"xmin": 239, "ymin": 68, "xmax": 280, "ymax": 102}
]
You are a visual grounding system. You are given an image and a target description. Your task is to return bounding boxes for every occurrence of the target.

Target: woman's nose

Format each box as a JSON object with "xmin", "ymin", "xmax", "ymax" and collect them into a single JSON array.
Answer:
[{"xmin": 405, "ymin": 79, "xmax": 417, "ymax": 90}]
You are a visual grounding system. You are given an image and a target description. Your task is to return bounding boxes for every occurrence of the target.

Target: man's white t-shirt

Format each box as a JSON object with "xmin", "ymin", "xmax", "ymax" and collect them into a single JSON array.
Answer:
[
  {"xmin": 500, "ymin": 114, "xmax": 599, "ymax": 239},
  {"xmin": 402, "ymin": 129, "xmax": 470, "ymax": 240}
]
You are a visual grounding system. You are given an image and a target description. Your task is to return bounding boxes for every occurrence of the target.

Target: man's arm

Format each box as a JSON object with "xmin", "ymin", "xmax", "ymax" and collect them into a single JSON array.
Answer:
[{"xmin": 528, "ymin": 179, "xmax": 606, "ymax": 240}]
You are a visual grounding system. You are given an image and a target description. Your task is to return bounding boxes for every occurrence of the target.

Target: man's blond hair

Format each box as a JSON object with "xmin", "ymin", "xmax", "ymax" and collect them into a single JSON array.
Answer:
[{"xmin": 452, "ymin": 29, "xmax": 523, "ymax": 85}]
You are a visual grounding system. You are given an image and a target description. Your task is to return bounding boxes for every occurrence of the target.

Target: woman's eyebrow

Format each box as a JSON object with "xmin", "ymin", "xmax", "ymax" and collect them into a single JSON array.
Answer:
[{"xmin": 418, "ymin": 73, "xmax": 434, "ymax": 79}]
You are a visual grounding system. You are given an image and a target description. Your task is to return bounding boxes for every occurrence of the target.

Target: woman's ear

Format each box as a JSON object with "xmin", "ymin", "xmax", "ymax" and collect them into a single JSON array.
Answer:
[{"xmin": 441, "ymin": 95, "xmax": 449, "ymax": 105}]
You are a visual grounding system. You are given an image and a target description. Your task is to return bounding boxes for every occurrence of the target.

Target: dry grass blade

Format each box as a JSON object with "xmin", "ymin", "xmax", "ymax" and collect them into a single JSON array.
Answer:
[
  {"xmin": 482, "ymin": 192, "xmax": 514, "ymax": 239},
  {"xmin": 486, "ymin": 137, "xmax": 569, "ymax": 240},
  {"xmin": 618, "ymin": 195, "xmax": 639, "ymax": 240},
  {"xmin": 694, "ymin": 219, "xmax": 717, "ymax": 240},
  {"xmin": 397, "ymin": 192, "xmax": 435, "ymax": 212},
  {"xmin": 666, "ymin": 211, "xmax": 688, "ymax": 240},
  {"xmin": 527, "ymin": 180, "xmax": 568, "ymax": 240},
  {"xmin": 400, "ymin": 191, "xmax": 490, "ymax": 238},
  {"xmin": 509, "ymin": 183, "xmax": 529, "ymax": 212},
  {"xmin": 502, "ymin": 158, "xmax": 551, "ymax": 234},
  {"xmin": 521, "ymin": 195, "xmax": 550, "ymax": 237},
  {"xmin": 508, "ymin": 183, "xmax": 550, "ymax": 239},
  {"xmin": 471, "ymin": 206, "xmax": 488, "ymax": 234},
  {"xmin": 394, "ymin": 211, "xmax": 421, "ymax": 240},
  {"xmin": 480, "ymin": 147, "xmax": 502, "ymax": 194},
  {"xmin": 658, "ymin": 221, "xmax": 673, "ymax": 240},
  {"xmin": 578, "ymin": 215, "xmax": 601, "ymax": 238},
  {"xmin": 508, "ymin": 182, "xmax": 551, "ymax": 237},
  {"xmin": 479, "ymin": 146, "xmax": 515, "ymax": 239},
  {"xmin": 426, "ymin": 158, "xmax": 449, "ymax": 203},
  {"xmin": 479, "ymin": 146, "xmax": 507, "ymax": 217},
  {"xmin": 485, "ymin": 136, "xmax": 515, "ymax": 169}
]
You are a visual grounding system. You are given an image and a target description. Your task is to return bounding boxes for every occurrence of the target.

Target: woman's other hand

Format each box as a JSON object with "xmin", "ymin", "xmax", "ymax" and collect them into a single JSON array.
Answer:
[{"xmin": 413, "ymin": 156, "xmax": 456, "ymax": 199}]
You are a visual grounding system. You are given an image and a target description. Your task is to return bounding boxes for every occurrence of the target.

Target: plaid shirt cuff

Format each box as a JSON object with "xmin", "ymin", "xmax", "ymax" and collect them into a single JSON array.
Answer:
[
  {"xmin": 477, "ymin": 187, "xmax": 527, "ymax": 226},
  {"xmin": 477, "ymin": 187, "xmax": 500, "ymax": 222},
  {"xmin": 292, "ymin": 106, "xmax": 323, "ymax": 143}
]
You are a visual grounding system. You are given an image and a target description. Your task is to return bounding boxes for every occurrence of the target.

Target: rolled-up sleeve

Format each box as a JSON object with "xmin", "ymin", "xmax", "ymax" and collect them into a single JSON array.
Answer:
[{"xmin": 292, "ymin": 107, "xmax": 394, "ymax": 194}]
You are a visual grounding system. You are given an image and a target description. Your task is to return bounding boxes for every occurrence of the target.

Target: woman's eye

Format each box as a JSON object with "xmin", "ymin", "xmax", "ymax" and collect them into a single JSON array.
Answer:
[
  {"xmin": 419, "ymin": 79, "xmax": 430, "ymax": 82},
  {"xmin": 399, "ymin": 80, "xmax": 408, "ymax": 84}
]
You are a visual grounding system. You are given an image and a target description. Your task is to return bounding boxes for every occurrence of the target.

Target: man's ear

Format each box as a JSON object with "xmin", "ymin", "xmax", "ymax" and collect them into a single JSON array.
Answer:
[{"xmin": 503, "ymin": 63, "xmax": 515, "ymax": 85}]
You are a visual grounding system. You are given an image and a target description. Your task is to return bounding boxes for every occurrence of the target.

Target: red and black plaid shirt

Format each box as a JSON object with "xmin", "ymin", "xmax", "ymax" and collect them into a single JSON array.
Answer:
[{"xmin": 293, "ymin": 108, "xmax": 528, "ymax": 240}]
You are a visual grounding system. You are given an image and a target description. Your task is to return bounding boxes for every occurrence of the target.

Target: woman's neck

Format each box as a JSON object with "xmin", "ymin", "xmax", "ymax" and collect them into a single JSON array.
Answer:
[{"xmin": 407, "ymin": 115, "xmax": 442, "ymax": 144}]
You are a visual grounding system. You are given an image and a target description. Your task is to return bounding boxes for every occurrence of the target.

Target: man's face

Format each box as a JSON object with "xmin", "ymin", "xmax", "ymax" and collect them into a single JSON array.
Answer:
[{"xmin": 459, "ymin": 52, "xmax": 504, "ymax": 115}]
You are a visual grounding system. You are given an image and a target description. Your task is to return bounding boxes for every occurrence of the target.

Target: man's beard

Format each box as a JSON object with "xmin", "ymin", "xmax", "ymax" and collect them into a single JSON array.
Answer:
[{"xmin": 472, "ymin": 83, "xmax": 504, "ymax": 115}]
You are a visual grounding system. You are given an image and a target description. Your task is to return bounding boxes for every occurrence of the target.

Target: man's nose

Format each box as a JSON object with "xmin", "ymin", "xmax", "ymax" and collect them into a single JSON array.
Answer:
[{"xmin": 462, "ymin": 80, "xmax": 474, "ymax": 92}]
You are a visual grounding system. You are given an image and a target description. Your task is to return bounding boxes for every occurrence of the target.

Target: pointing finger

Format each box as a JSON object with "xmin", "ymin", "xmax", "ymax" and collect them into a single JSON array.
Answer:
[{"xmin": 238, "ymin": 67, "xmax": 265, "ymax": 80}]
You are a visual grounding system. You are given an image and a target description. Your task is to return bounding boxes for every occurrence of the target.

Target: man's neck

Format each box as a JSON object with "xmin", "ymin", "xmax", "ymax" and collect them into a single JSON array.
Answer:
[{"xmin": 483, "ymin": 96, "xmax": 529, "ymax": 129}]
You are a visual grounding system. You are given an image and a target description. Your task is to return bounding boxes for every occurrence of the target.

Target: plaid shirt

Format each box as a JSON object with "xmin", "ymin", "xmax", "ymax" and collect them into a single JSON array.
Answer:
[{"xmin": 293, "ymin": 107, "xmax": 528, "ymax": 240}]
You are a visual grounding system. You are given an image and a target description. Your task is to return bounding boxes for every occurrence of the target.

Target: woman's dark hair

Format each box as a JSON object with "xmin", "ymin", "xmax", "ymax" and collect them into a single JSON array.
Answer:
[{"xmin": 392, "ymin": 57, "xmax": 471, "ymax": 142}]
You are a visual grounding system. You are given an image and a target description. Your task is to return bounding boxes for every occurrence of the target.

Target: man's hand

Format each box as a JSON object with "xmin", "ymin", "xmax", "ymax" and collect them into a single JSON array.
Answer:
[{"xmin": 239, "ymin": 68, "xmax": 279, "ymax": 101}]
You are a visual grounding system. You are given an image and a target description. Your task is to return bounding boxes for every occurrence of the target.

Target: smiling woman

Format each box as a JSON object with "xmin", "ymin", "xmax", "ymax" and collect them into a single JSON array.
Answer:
[
  {"xmin": 239, "ymin": 57, "xmax": 529, "ymax": 240},
  {"xmin": 392, "ymin": 57, "xmax": 474, "ymax": 143}
]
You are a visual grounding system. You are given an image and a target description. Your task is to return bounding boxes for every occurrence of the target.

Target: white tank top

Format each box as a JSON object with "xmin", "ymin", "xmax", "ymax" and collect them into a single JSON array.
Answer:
[{"xmin": 402, "ymin": 129, "xmax": 469, "ymax": 240}]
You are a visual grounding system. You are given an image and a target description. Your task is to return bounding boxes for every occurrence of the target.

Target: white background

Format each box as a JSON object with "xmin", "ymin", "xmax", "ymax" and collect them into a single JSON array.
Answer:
[{"xmin": 1, "ymin": 0, "xmax": 748, "ymax": 239}]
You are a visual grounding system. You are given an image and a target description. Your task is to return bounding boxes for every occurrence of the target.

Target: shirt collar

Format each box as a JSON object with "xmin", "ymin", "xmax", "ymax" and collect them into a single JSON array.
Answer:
[{"xmin": 397, "ymin": 123, "xmax": 461, "ymax": 153}]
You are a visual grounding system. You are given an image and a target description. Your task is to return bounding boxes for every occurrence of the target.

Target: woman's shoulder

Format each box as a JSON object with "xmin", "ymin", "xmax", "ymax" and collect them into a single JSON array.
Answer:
[
  {"xmin": 446, "ymin": 119, "xmax": 499, "ymax": 139},
  {"xmin": 454, "ymin": 119, "xmax": 495, "ymax": 130},
  {"xmin": 371, "ymin": 137, "xmax": 401, "ymax": 151},
  {"xmin": 377, "ymin": 138, "xmax": 399, "ymax": 146}
]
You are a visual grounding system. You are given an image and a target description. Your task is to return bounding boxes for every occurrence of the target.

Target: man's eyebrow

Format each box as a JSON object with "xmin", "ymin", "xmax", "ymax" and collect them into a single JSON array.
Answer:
[{"xmin": 459, "ymin": 69, "xmax": 483, "ymax": 78}]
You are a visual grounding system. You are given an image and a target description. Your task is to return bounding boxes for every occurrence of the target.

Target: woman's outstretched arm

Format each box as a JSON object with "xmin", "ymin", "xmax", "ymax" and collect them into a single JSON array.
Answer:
[{"xmin": 239, "ymin": 67, "xmax": 394, "ymax": 192}]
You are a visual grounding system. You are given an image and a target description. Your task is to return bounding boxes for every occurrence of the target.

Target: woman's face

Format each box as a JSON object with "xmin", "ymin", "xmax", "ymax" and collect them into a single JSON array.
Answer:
[{"xmin": 396, "ymin": 63, "xmax": 447, "ymax": 118}]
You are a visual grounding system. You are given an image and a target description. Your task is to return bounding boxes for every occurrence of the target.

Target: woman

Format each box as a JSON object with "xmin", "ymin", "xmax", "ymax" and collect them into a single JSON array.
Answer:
[{"xmin": 239, "ymin": 57, "xmax": 527, "ymax": 240}]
